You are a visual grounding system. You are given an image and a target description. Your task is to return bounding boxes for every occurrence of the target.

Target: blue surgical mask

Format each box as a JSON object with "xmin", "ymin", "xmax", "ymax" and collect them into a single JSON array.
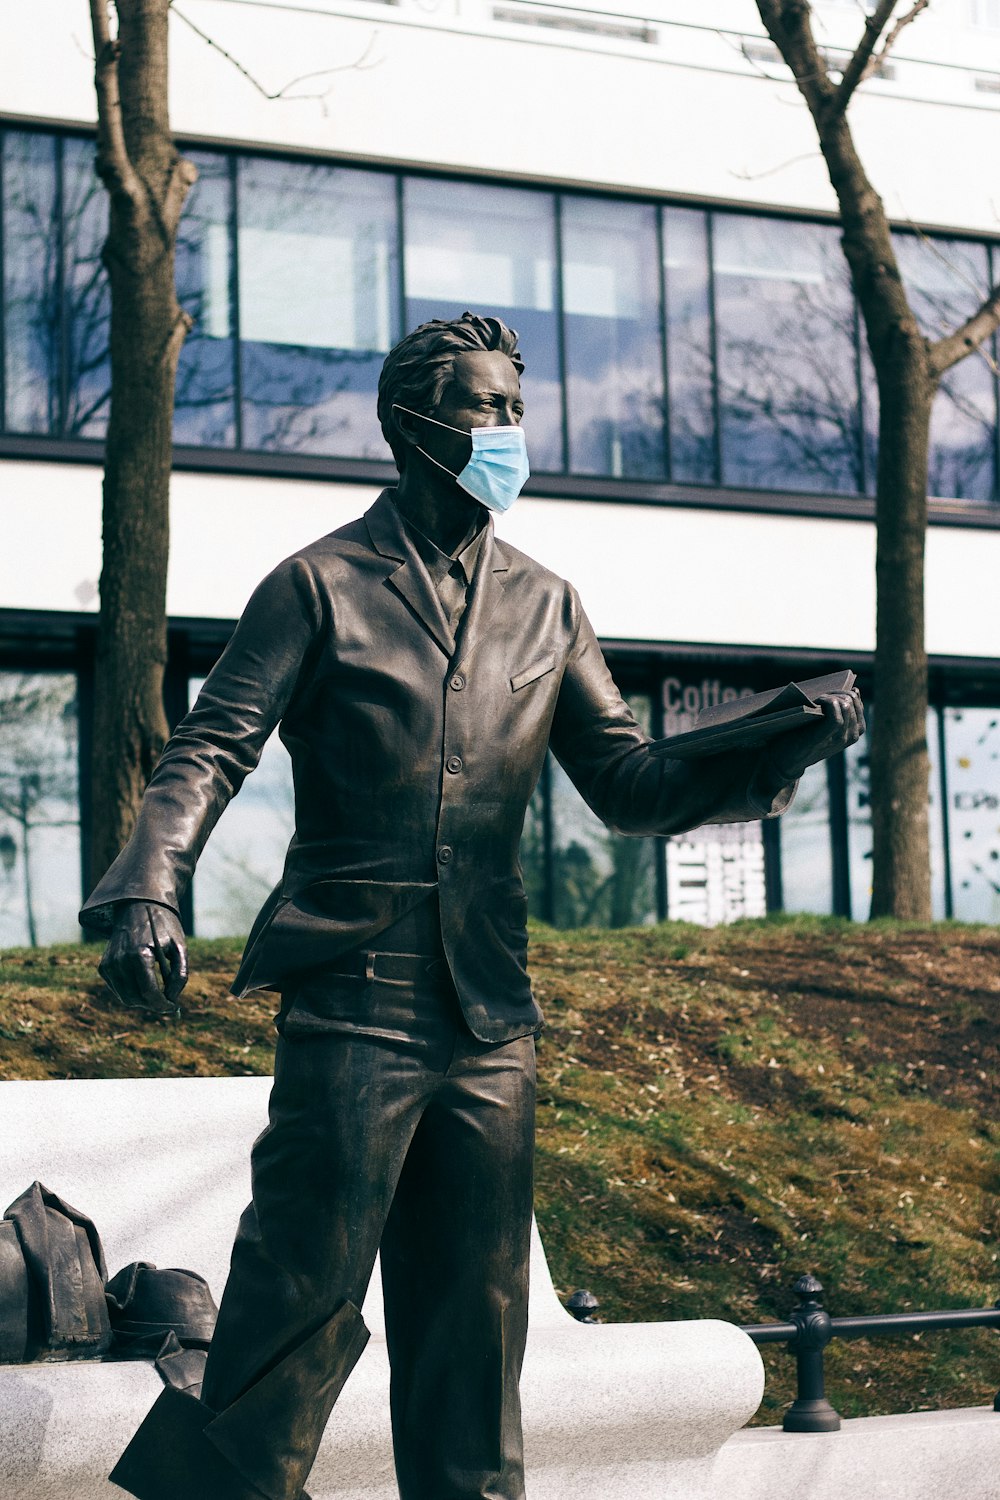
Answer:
[{"xmin": 393, "ymin": 405, "xmax": 530, "ymax": 513}]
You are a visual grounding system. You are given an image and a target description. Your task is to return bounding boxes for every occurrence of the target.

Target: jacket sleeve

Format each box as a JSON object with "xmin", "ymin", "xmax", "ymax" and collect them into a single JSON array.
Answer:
[
  {"xmin": 548, "ymin": 588, "xmax": 796, "ymax": 838},
  {"xmin": 79, "ymin": 556, "xmax": 323, "ymax": 933}
]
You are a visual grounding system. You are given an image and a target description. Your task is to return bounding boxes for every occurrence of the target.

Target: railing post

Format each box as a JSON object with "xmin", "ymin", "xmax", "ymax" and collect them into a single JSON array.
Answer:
[{"xmin": 783, "ymin": 1274, "xmax": 841, "ymax": 1432}]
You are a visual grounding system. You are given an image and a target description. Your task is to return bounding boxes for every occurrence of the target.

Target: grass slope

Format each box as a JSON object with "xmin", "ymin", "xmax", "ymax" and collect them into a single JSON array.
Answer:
[{"xmin": 1, "ymin": 915, "xmax": 997, "ymax": 1424}]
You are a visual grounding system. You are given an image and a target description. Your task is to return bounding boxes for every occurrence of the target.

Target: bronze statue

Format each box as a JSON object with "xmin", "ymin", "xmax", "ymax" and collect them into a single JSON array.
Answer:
[{"xmin": 83, "ymin": 311, "xmax": 864, "ymax": 1500}]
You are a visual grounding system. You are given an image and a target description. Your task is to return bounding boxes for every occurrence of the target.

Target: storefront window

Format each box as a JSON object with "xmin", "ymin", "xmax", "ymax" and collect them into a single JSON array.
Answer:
[
  {"xmin": 174, "ymin": 150, "xmax": 237, "ymax": 448},
  {"xmin": 403, "ymin": 178, "xmax": 563, "ymax": 472},
  {"xmin": 777, "ymin": 760, "xmax": 833, "ymax": 914},
  {"xmin": 238, "ymin": 158, "xmax": 399, "ymax": 457},
  {"xmin": 2, "ymin": 131, "xmax": 60, "ymax": 433},
  {"xmin": 547, "ymin": 693, "xmax": 658, "ymax": 927},
  {"xmin": 0, "ymin": 673, "xmax": 80, "ymax": 947},
  {"xmin": 561, "ymin": 195, "xmax": 664, "ymax": 479},
  {"xmin": 942, "ymin": 706, "xmax": 1000, "ymax": 922},
  {"xmin": 894, "ymin": 233, "xmax": 997, "ymax": 503},
  {"xmin": 662, "ymin": 205, "xmax": 717, "ymax": 485},
  {"xmin": 713, "ymin": 214, "xmax": 863, "ymax": 495},
  {"xmin": 188, "ymin": 678, "xmax": 295, "ymax": 937}
]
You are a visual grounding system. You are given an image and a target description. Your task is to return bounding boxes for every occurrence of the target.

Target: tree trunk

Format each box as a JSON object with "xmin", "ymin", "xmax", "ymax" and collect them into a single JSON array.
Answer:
[
  {"xmin": 87, "ymin": 0, "xmax": 195, "ymax": 887},
  {"xmin": 869, "ymin": 343, "xmax": 934, "ymax": 919}
]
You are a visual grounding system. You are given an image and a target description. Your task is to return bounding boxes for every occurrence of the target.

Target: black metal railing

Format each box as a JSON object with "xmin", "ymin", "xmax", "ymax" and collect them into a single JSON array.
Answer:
[{"xmin": 565, "ymin": 1274, "xmax": 1000, "ymax": 1431}]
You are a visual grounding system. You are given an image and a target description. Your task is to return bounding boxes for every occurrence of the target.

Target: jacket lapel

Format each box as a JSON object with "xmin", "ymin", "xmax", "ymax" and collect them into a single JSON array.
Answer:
[
  {"xmin": 452, "ymin": 522, "xmax": 509, "ymax": 674},
  {"xmin": 364, "ymin": 492, "xmax": 455, "ymax": 657}
]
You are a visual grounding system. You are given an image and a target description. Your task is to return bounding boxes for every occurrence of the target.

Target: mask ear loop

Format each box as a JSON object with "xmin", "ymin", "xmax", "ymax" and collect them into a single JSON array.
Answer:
[{"xmin": 392, "ymin": 403, "xmax": 465, "ymax": 482}]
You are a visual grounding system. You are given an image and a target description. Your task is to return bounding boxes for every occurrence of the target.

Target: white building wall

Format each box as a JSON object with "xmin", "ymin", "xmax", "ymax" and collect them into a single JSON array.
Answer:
[
  {"xmin": 7, "ymin": 461, "xmax": 1000, "ymax": 662},
  {"xmin": 3, "ymin": 0, "xmax": 999, "ymax": 231}
]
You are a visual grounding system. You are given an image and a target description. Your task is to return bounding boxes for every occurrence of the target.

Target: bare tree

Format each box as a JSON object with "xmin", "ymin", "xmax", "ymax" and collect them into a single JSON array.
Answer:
[
  {"xmin": 755, "ymin": 0, "xmax": 1000, "ymax": 919},
  {"xmin": 86, "ymin": 0, "xmax": 198, "ymax": 889}
]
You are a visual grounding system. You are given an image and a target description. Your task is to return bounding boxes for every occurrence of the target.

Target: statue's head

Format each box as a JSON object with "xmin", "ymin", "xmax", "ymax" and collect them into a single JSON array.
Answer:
[{"xmin": 378, "ymin": 311, "xmax": 524, "ymax": 471}]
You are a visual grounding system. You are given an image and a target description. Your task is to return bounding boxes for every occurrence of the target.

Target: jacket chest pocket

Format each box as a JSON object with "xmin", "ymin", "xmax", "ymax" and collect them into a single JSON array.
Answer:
[{"xmin": 510, "ymin": 656, "xmax": 556, "ymax": 693}]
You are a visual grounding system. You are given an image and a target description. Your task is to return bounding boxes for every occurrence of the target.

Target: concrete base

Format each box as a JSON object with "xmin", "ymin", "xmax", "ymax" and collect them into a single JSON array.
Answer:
[
  {"xmin": 712, "ymin": 1406, "xmax": 1000, "ymax": 1500},
  {"xmin": 0, "ymin": 1076, "xmax": 764, "ymax": 1499}
]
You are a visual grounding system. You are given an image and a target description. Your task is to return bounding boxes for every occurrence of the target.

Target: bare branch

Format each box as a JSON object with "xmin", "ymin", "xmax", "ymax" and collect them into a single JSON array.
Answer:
[
  {"xmin": 830, "ymin": 0, "xmax": 898, "ymax": 115},
  {"xmin": 89, "ymin": 0, "xmax": 143, "ymax": 209},
  {"xmin": 170, "ymin": 5, "xmax": 380, "ymax": 104},
  {"xmin": 754, "ymin": 1, "xmax": 836, "ymax": 116},
  {"xmin": 872, "ymin": 0, "xmax": 930, "ymax": 69},
  {"xmin": 929, "ymin": 283, "xmax": 1000, "ymax": 379}
]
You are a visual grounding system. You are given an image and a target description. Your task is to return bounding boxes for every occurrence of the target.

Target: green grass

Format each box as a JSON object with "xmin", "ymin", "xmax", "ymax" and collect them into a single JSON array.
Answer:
[{"xmin": 1, "ymin": 915, "xmax": 998, "ymax": 1424}]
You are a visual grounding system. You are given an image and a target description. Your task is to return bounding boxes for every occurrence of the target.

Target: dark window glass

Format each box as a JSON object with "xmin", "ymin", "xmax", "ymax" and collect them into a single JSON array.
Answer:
[
  {"xmin": 174, "ymin": 151, "xmax": 236, "ymax": 447},
  {"xmin": 713, "ymin": 214, "xmax": 862, "ymax": 494},
  {"xmin": 62, "ymin": 136, "xmax": 110, "ymax": 438},
  {"xmin": 662, "ymin": 205, "xmax": 717, "ymax": 484},
  {"xmin": 548, "ymin": 693, "xmax": 658, "ymax": 928},
  {"xmin": 561, "ymin": 196, "xmax": 664, "ymax": 479},
  {"xmin": 893, "ymin": 233, "xmax": 997, "ymax": 503},
  {"xmin": 403, "ymin": 178, "xmax": 563, "ymax": 472},
  {"xmin": 0, "ymin": 672, "xmax": 80, "ymax": 947},
  {"xmin": 2, "ymin": 131, "xmax": 60, "ymax": 433},
  {"xmin": 238, "ymin": 158, "xmax": 399, "ymax": 457}
]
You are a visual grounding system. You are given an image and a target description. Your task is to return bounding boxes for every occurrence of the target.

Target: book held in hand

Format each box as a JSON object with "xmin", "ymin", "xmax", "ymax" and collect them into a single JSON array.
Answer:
[{"xmin": 650, "ymin": 670, "xmax": 857, "ymax": 761}]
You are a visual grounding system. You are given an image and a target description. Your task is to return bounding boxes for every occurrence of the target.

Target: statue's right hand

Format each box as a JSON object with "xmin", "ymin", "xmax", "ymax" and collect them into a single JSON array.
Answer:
[{"xmin": 98, "ymin": 901, "xmax": 189, "ymax": 1016}]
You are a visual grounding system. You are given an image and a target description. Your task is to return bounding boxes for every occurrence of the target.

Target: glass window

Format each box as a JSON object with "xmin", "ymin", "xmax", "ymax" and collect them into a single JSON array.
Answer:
[
  {"xmin": 893, "ymin": 233, "xmax": 997, "ymax": 503},
  {"xmin": 403, "ymin": 177, "xmax": 563, "ymax": 472},
  {"xmin": 62, "ymin": 136, "xmax": 110, "ymax": 438},
  {"xmin": 187, "ymin": 677, "xmax": 295, "ymax": 937},
  {"xmin": 2, "ymin": 131, "xmax": 60, "ymax": 433},
  {"xmin": 778, "ymin": 760, "xmax": 833, "ymax": 914},
  {"xmin": 549, "ymin": 693, "xmax": 658, "ymax": 927},
  {"xmin": 662, "ymin": 206, "xmax": 717, "ymax": 485},
  {"xmin": 665, "ymin": 825, "xmax": 766, "ymax": 925},
  {"xmin": 561, "ymin": 195, "xmax": 664, "ymax": 479},
  {"xmin": 942, "ymin": 706, "xmax": 1000, "ymax": 922},
  {"xmin": 238, "ymin": 158, "xmax": 399, "ymax": 457},
  {"xmin": 845, "ymin": 707, "xmax": 947, "ymax": 920},
  {"xmin": 174, "ymin": 150, "xmax": 236, "ymax": 447},
  {"xmin": 0, "ymin": 673, "xmax": 80, "ymax": 947},
  {"xmin": 713, "ymin": 214, "xmax": 863, "ymax": 494}
]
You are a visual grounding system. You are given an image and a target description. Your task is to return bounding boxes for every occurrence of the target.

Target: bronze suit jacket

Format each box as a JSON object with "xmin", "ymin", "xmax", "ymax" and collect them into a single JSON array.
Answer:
[{"xmin": 81, "ymin": 491, "xmax": 793, "ymax": 1043}]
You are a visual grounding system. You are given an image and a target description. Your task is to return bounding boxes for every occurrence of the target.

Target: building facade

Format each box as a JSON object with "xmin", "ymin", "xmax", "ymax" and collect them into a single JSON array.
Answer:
[{"xmin": 2, "ymin": 0, "xmax": 1000, "ymax": 944}]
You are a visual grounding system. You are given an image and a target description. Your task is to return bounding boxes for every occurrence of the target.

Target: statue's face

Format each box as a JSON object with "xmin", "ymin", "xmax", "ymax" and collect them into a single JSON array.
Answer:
[{"xmin": 420, "ymin": 349, "xmax": 524, "ymax": 478}]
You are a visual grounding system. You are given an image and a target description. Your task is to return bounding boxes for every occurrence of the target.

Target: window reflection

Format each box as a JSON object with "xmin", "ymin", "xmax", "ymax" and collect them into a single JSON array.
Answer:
[
  {"xmin": 188, "ymin": 677, "xmax": 295, "ymax": 937},
  {"xmin": 943, "ymin": 707, "xmax": 1000, "ymax": 922},
  {"xmin": 893, "ymin": 233, "xmax": 997, "ymax": 503},
  {"xmin": 174, "ymin": 151, "xmax": 236, "ymax": 448},
  {"xmin": 547, "ymin": 693, "xmax": 657, "ymax": 927},
  {"xmin": 404, "ymin": 178, "xmax": 563, "ymax": 472},
  {"xmin": 238, "ymin": 158, "xmax": 399, "ymax": 457},
  {"xmin": 62, "ymin": 137, "xmax": 111, "ymax": 438},
  {"xmin": 662, "ymin": 206, "xmax": 717, "ymax": 485},
  {"xmin": 561, "ymin": 196, "xmax": 664, "ymax": 479},
  {"xmin": 2, "ymin": 132, "xmax": 60, "ymax": 433},
  {"xmin": 713, "ymin": 214, "xmax": 863, "ymax": 494},
  {"xmin": 0, "ymin": 673, "xmax": 80, "ymax": 947}
]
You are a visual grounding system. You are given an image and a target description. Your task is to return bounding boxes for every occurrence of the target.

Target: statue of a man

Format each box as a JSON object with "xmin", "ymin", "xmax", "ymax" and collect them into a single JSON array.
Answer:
[{"xmin": 84, "ymin": 312, "xmax": 863, "ymax": 1500}]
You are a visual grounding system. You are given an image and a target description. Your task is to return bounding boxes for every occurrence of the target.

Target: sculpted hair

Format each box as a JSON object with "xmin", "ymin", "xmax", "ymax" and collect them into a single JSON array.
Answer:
[{"xmin": 377, "ymin": 311, "xmax": 524, "ymax": 468}]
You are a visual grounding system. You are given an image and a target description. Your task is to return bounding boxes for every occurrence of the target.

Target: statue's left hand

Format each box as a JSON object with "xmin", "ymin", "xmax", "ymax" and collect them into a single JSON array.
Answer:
[
  {"xmin": 98, "ymin": 901, "xmax": 188, "ymax": 1016},
  {"xmin": 767, "ymin": 687, "xmax": 866, "ymax": 783}
]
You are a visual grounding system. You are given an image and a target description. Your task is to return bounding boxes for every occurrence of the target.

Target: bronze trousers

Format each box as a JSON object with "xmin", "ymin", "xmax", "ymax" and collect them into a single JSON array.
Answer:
[{"xmin": 197, "ymin": 959, "xmax": 537, "ymax": 1500}]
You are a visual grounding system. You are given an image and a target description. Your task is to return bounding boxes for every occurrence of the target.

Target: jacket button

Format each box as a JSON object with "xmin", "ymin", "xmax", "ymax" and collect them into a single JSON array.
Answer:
[
  {"xmin": 449, "ymin": 673, "xmax": 465, "ymax": 691},
  {"xmin": 446, "ymin": 755, "xmax": 463, "ymax": 774},
  {"xmin": 437, "ymin": 846, "xmax": 454, "ymax": 864}
]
